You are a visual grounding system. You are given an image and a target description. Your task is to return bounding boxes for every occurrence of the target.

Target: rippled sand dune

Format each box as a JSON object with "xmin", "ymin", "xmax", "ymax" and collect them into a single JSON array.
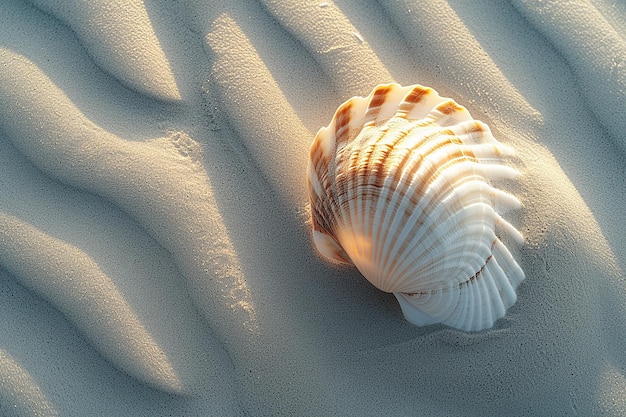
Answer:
[{"xmin": 0, "ymin": 0, "xmax": 624, "ymax": 415}]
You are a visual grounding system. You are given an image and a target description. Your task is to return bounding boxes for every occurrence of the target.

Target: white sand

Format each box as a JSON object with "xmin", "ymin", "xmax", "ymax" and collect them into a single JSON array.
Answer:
[{"xmin": 0, "ymin": 0, "xmax": 624, "ymax": 415}]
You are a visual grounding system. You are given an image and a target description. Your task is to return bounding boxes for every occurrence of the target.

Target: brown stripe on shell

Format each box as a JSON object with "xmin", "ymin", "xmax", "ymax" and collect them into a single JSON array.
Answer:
[
  {"xmin": 369, "ymin": 129, "xmax": 469, "ymax": 246},
  {"xmin": 309, "ymin": 126, "xmax": 344, "ymax": 243},
  {"xmin": 396, "ymin": 85, "xmax": 432, "ymax": 117},
  {"xmin": 435, "ymin": 100, "xmax": 467, "ymax": 116},
  {"xmin": 466, "ymin": 120, "xmax": 488, "ymax": 134},
  {"xmin": 333, "ymin": 123, "xmax": 389, "ymax": 237},
  {"xmin": 460, "ymin": 121, "xmax": 496, "ymax": 146},
  {"xmin": 406, "ymin": 134, "xmax": 477, "ymax": 204},
  {"xmin": 366, "ymin": 122, "xmax": 426, "ymax": 269},
  {"xmin": 308, "ymin": 133, "xmax": 328, "ymax": 174},
  {"xmin": 357, "ymin": 124, "xmax": 410, "ymax": 239},
  {"xmin": 333, "ymin": 101, "xmax": 353, "ymax": 149},
  {"xmin": 371, "ymin": 128, "xmax": 455, "ymax": 278},
  {"xmin": 406, "ymin": 139, "xmax": 481, "ymax": 234},
  {"xmin": 363, "ymin": 84, "xmax": 393, "ymax": 125},
  {"xmin": 381, "ymin": 135, "xmax": 485, "ymax": 288},
  {"xmin": 309, "ymin": 157, "xmax": 336, "ymax": 238}
]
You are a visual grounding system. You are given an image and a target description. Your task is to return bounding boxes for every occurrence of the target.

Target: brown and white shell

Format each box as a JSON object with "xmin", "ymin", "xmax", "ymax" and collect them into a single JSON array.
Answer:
[{"xmin": 307, "ymin": 83, "xmax": 525, "ymax": 332}]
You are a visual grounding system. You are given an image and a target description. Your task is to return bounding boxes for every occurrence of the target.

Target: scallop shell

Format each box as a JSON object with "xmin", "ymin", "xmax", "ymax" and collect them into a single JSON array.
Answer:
[{"xmin": 307, "ymin": 83, "xmax": 525, "ymax": 332}]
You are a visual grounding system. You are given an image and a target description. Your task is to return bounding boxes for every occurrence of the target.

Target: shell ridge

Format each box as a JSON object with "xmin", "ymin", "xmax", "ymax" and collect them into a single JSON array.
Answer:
[
  {"xmin": 308, "ymin": 136, "xmax": 345, "ymax": 262},
  {"xmin": 309, "ymin": 134, "xmax": 352, "ymax": 263},
  {"xmin": 429, "ymin": 100, "xmax": 474, "ymax": 127},
  {"xmin": 496, "ymin": 214, "xmax": 525, "ymax": 245},
  {"xmin": 376, "ymin": 132, "xmax": 452, "ymax": 277},
  {"xmin": 387, "ymin": 185, "xmax": 488, "ymax": 274},
  {"xmin": 474, "ymin": 164, "xmax": 520, "ymax": 187},
  {"xmin": 405, "ymin": 88, "xmax": 446, "ymax": 120},
  {"xmin": 485, "ymin": 255, "xmax": 517, "ymax": 309},
  {"xmin": 481, "ymin": 265, "xmax": 506, "ymax": 323},
  {"xmin": 492, "ymin": 238, "xmax": 525, "ymax": 288},
  {"xmin": 383, "ymin": 167, "xmax": 494, "ymax": 281},
  {"xmin": 382, "ymin": 172, "xmax": 510, "ymax": 286},
  {"xmin": 409, "ymin": 207, "xmax": 494, "ymax": 277},
  {"xmin": 376, "ymin": 84, "xmax": 414, "ymax": 122},
  {"xmin": 474, "ymin": 267, "xmax": 494, "ymax": 328},
  {"xmin": 333, "ymin": 92, "xmax": 392, "ymax": 265},
  {"xmin": 387, "ymin": 200, "xmax": 496, "ymax": 289},
  {"xmin": 443, "ymin": 250, "xmax": 499, "ymax": 331},
  {"xmin": 450, "ymin": 120, "xmax": 490, "ymax": 144},
  {"xmin": 369, "ymin": 127, "xmax": 417, "ymax": 277},
  {"xmin": 395, "ymin": 85, "xmax": 434, "ymax": 118},
  {"xmin": 338, "ymin": 145, "xmax": 363, "ymax": 265},
  {"xmin": 335, "ymin": 123, "xmax": 369, "ymax": 258},
  {"xmin": 371, "ymin": 123, "xmax": 430, "ymax": 278},
  {"xmin": 339, "ymin": 86, "xmax": 410, "ymax": 272},
  {"xmin": 356, "ymin": 133, "xmax": 390, "ymax": 267},
  {"xmin": 478, "ymin": 257, "xmax": 502, "ymax": 330},
  {"xmin": 343, "ymin": 125, "xmax": 393, "ymax": 272},
  {"xmin": 375, "ymin": 131, "xmax": 420, "ymax": 286},
  {"xmin": 363, "ymin": 84, "xmax": 394, "ymax": 125},
  {"xmin": 391, "ymin": 219, "xmax": 495, "ymax": 291},
  {"xmin": 468, "ymin": 270, "xmax": 484, "ymax": 330}
]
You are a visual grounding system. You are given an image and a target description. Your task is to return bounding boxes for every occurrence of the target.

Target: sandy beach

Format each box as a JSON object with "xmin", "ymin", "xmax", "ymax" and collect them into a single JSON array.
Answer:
[{"xmin": 0, "ymin": 0, "xmax": 625, "ymax": 415}]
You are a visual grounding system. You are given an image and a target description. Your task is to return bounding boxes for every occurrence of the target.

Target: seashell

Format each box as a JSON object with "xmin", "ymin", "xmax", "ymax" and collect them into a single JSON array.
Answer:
[{"xmin": 307, "ymin": 83, "xmax": 525, "ymax": 331}]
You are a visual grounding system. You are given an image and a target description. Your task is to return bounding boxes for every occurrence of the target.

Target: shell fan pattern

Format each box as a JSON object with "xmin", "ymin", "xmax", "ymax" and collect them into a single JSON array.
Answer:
[{"xmin": 307, "ymin": 83, "xmax": 525, "ymax": 332}]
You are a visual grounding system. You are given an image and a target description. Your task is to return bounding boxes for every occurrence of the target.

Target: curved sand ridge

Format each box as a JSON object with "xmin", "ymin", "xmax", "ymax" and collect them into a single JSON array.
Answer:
[
  {"xmin": 0, "ymin": 0, "xmax": 624, "ymax": 415},
  {"xmin": 511, "ymin": 0, "xmax": 626, "ymax": 155},
  {"xmin": 25, "ymin": 0, "xmax": 182, "ymax": 101}
]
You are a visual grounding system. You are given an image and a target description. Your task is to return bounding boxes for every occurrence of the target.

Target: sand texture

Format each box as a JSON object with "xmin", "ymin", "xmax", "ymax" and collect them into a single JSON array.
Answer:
[{"xmin": 0, "ymin": 0, "xmax": 624, "ymax": 415}]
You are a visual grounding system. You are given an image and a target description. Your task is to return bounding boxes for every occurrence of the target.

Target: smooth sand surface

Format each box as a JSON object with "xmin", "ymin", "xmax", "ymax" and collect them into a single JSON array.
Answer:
[{"xmin": 0, "ymin": 0, "xmax": 624, "ymax": 415}]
